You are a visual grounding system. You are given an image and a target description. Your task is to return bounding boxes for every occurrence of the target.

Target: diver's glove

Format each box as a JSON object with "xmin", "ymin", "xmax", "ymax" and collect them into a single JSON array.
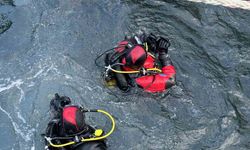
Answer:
[
  {"xmin": 146, "ymin": 33, "xmax": 158, "ymax": 53},
  {"xmin": 157, "ymin": 37, "xmax": 170, "ymax": 54}
]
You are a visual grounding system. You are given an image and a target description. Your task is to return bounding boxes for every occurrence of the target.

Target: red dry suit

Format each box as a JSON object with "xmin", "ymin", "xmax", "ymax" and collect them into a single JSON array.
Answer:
[{"xmin": 109, "ymin": 36, "xmax": 176, "ymax": 93}]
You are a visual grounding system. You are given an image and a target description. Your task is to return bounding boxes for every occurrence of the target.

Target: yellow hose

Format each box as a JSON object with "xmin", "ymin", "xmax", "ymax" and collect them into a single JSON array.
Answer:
[
  {"xmin": 109, "ymin": 67, "xmax": 161, "ymax": 74},
  {"xmin": 144, "ymin": 42, "xmax": 148, "ymax": 51},
  {"xmin": 144, "ymin": 42, "xmax": 155, "ymax": 59},
  {"xmin": 81, "ymin": 110, "xmax": 115, "ymax": 142},
  {"xmin": 47, "ymin": 139, "xmax": 75, "ymax": 148},
  {"xmin": 45, "ymin": 109, "xmax": 115, "ymax": 148},
  {"xmin": 148, "ymin": 52, "xmax": 155, "ymax": 59}
]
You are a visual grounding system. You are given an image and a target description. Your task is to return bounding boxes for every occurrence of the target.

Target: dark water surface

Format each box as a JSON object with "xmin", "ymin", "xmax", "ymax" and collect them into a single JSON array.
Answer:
[{"xmin": 0, "ymin": 0, "xmax": 250, "ymax": 149}]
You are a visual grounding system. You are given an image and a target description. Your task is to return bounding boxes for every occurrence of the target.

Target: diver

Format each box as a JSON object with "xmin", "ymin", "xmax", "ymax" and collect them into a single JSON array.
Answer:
[
  {"xmin": 44, "ymin": 93, "xmax": 115, "ymax": 150},
  {"xmin": 102, "ymin": 33, "xmax": 176, "ymax": 93}
]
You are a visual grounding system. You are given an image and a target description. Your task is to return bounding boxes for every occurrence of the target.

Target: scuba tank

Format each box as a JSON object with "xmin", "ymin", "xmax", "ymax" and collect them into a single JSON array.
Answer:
[
  {"xmin": 103, "ymin": 40, "xmax": 135, "ymax": 92},
  {"xmin": 104, "ymin": 52, "xmax": 130, "ymax": 92}
]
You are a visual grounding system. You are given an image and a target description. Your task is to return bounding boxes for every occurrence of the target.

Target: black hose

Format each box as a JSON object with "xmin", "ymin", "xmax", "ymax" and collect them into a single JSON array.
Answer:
[{"xmin": 94, "ymin": 45, "xmax": 127, "ymax": 68}]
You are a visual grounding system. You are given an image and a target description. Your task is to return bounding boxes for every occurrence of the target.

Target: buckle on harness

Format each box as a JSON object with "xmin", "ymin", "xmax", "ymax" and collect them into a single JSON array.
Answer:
[
  {"xmin": 45, "ymin": 136, "xmax": 52, "ymax": 142},
  {"xmin": 74, "ymin": 135, "xmax": 80, "ymax": 143},
  {"xmin": 140, "ymin": 68, "xmax": 147, "ymax": 75},
  {"xmin": 104, "ymin": 65, "xmax": 112, "ymax": 80}
]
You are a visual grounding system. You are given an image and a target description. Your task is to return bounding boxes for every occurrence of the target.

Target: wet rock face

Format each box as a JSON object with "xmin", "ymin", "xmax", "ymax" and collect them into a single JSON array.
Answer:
[{"xmin": 0, "ymin": 14, "xmax": 12, "ymax": 34}]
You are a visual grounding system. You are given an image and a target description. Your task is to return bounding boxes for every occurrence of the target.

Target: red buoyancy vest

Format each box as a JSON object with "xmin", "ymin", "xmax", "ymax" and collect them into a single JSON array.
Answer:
[
  {"xmin": 115, "ymin": 40, "xmax": 128, "ymax": 52},
  {"xmin": 122, "ymin": 54, "xmax": 155, "ymax": 71}
]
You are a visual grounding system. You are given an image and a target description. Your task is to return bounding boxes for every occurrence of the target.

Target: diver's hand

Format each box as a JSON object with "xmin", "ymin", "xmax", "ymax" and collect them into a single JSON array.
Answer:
[
  {"xmin": 146, "ymin": 33, "xmax": 158, "ymax": 53},
  {"xmin": 157, "ymin": 37, "xmax": 170, "ymax": 54}
]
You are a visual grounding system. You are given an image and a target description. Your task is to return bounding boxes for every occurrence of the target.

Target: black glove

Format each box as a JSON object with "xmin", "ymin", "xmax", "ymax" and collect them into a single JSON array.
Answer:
[
  {"xmin": 157, "ymin": 37, "xmax": 170, "ymax": 53},
  {"xmin": 146, "ymin": 33, "xmax": 158, "ymax": 53},
  {"xmin": 138, "ymin": 33, "xmax": 147, "ymax": 43}
]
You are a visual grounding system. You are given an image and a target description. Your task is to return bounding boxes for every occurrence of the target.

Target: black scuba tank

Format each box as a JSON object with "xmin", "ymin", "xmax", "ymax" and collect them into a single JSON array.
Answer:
[{"xmin": 113, "ymin": 65, "xmax": 130, "ymax": 92}]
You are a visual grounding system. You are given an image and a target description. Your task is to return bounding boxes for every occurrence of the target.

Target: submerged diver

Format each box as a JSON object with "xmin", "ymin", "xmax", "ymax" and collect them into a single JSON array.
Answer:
[
  {"xmin": 44, "ymin": 93, "xmax": 115, "ymax": 150},
  {"xmin": 103, "ymin": 33, "xmax": 176, "ymax": 93}
]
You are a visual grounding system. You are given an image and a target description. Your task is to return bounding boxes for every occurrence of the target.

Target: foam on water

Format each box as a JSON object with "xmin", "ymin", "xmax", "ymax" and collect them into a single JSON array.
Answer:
[
  {"xmin": 0, "ymin": 79, "xmax": 23, "ymax": 93},
  {"xmin": 0, "ymin": 106, "xmax": 34, "ymax": 142},
  {"xmin": 219, "ymin": 131, "xmax": 240, "ymax": 149}
]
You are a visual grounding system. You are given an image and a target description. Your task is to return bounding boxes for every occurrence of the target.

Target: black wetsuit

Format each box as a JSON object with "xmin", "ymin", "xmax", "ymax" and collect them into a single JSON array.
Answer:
[{"xmin": 45, "ymin": 115, "xmax": 107, "ymax": 150}]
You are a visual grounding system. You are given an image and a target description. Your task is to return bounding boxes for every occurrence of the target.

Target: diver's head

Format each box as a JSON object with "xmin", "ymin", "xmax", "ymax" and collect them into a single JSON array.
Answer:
[
  {"xmin": 62, "ymin": 106, "xmax": 87, "ymax": 135},
  {"xmin": 121, "ymin": 45, "xmax": 147, "ymax": 70},
  {"xmin": 50, "ymin": 93, "xmax": 71, "ymax": 115}
]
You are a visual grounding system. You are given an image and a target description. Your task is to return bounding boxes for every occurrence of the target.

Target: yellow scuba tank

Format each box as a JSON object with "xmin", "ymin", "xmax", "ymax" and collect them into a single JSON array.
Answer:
[{"xmin": 104, "ymin": 78, "xmax": 117, "ymax": 87}]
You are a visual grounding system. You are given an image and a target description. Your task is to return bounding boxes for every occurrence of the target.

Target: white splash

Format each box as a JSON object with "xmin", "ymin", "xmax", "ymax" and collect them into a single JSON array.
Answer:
[
  {"xmin": 186, "ymin": 0, "xmax": 250, "ymax": 10},
  {"xmin": 33, "ymin": 68, "xmax": 44, "ymax": 78},
  {"xmin": 0, "ymin": 106, "xmax": 34, "ymax": 142},
  {"xmin": 0, "ymin": 79, "xmax": 23, "ymax": 93},
  {"xmin": 64, "ymin": 74, "xmax": 73, "ymax": 79},
  {"xmin": 17, "ymin": 112, "xmax": 26, "ymax": 124},
  {"xmin": 219, "ymin": 131, "xmax": 240, "ymax": 149},
  {"xmin": 28, "ymin": 81, "xmax": 35, "ymax": 87},
  {"xmin": 27, "ymin": 60, "xmax": 58, "ymax": 80},
  {"xmin": 16, "ymin": 83, "xmax": 25, "ymax": 103},
  {"xmin": 31, "ymin": 145, "xmax": 35, "ymax": 150},
  {"xmin": 228, "ymin": 90, "xmax": 244, "ymax": 99}
]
